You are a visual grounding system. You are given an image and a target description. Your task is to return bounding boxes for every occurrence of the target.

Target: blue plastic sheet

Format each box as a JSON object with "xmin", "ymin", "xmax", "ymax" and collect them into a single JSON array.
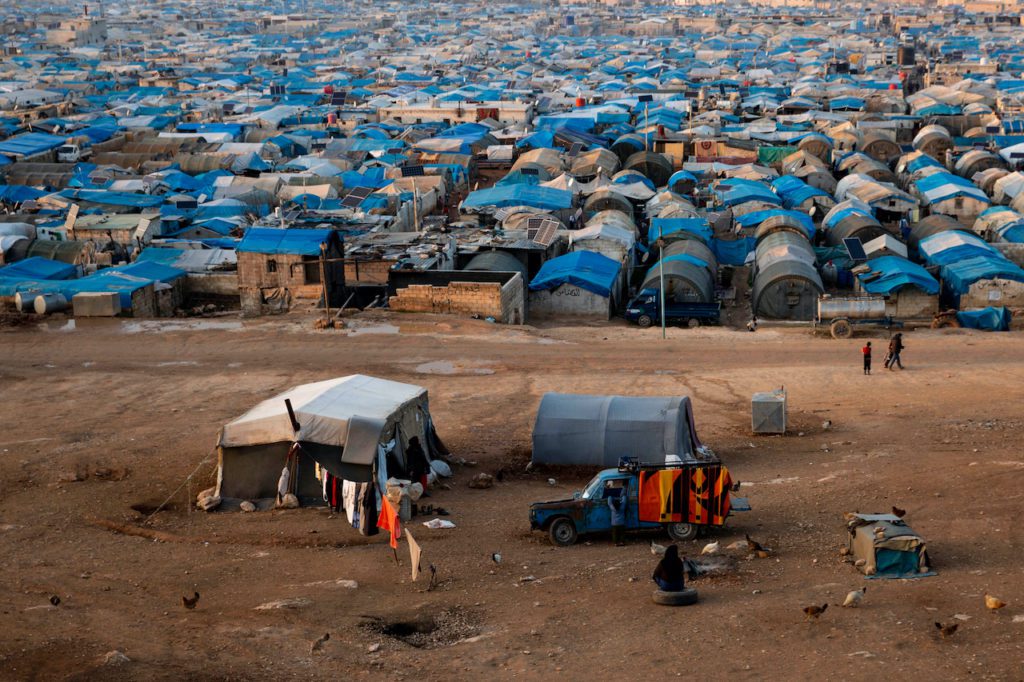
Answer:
[
  {"xmin": 529, "ymin": 251, "xmax": 620, "ymax": 297},
  {"xmin": 956, "ymin": 307, "xmax": 1011, "ymax": 331}
]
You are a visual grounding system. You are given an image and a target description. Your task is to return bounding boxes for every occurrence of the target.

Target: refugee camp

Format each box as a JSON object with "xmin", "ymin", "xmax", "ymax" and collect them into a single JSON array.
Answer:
[{"xmin": 1, "ymin": 0, "xmax": 1023, "ymax": 678}]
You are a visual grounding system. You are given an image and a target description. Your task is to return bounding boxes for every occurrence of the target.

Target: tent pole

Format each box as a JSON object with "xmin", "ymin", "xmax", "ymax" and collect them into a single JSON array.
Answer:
[{"xmin": 319, "ymin": 242, "xmax": 330, "ymax": 323}]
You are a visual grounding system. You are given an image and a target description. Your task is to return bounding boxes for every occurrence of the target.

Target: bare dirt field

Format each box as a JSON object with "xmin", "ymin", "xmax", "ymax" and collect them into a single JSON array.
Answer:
[{"xmin": 1, "ymin": 312, "xmax": 1023, "ymax": 681}]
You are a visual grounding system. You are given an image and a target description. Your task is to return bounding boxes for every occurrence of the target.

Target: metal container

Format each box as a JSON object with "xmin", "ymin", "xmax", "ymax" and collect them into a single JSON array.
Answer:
[
  {"xmin": 34, "ymin": 293, "xmax": 69, "ymax": 315},
  {"xmin": 817, "ymin": 295, "xmax": 886, "ymax": 321}
]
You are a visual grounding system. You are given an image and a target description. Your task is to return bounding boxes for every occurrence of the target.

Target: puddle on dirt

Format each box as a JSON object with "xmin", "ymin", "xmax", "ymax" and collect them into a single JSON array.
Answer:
[
  {"xmin": 347, "ymin": 324, "xmax": 400, "ymax": 336},
  {"xmin": 361, "ymin": 608, "xmax": 479, "ymax": 649},
  {"xmin": 121, "ymin": 320, "xmax": 243, "ymax": 334},
  {"xmin": 154, "ymin": 361, "xmax": 200, "ymax": 367},
  {"xmin": 38, "ymin": 320, "xmax": 76, "ymax": 333},
  {"xmin": 414, "ymin": 360, "xmax": 494, "ymax": 376}
]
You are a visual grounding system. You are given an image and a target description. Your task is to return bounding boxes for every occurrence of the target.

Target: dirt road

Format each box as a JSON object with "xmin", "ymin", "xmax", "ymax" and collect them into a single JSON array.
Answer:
[{"xmin": 1, "ymin": 313, "xmax": 1022, "ymax": 680}]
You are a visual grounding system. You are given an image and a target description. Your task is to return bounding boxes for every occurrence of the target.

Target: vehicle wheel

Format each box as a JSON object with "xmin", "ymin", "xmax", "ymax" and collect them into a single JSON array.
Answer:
[
  {"xmin": 548, "ymin": 517, "xmax": 578, "ymax": 546},
  {"xmin": 652, "ymin": 588, "xmax": 699, "ymax": 606},
  {"xmin": 687, "ymin": 318, "xmax": 701, "ymax": 328},
  {"xmin": 830, "ymin": 319, "xmax": 853, "ymax": 339},
  {"xmin": 637, "ymin": 314, "xmax": 653, "ymax": 329},
  {"xmin": 666, "ymin": 522, "xmax": 698, "ymax": 541}
]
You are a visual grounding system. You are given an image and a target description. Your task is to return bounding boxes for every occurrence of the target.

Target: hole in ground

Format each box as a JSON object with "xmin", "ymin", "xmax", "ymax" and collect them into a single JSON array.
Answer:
[{"xmin": 360, "ymin": 608, "xmax": 479, "ymax": 648}]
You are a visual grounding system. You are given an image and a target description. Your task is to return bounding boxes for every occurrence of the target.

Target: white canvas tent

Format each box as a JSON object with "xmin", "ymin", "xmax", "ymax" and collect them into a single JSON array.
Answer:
[{"xmin": 216, "ymin": 375, "xmax": 440, "ymax": 505}]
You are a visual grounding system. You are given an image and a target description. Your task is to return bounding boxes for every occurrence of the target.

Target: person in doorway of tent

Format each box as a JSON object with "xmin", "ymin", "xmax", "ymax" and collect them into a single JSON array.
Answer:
[
  {"xmin": 747, "ymin": 316, "xmax": 758, "ymax": 332},
  {"xmin": 862, "ymin": 341, "xmax": 872, "ymax": 375},
  {"xmin": 899, "ymin": 217, "xmax": 911, "ymax": 243},
  {"xmin": 607, "ymin": 483, "xmax": 627, "ymax": 546},
  {"xmin": 653, "ymin": 545, "xmax": 686, "ymax": 592},
  {"xmin": 886, "ymin": 333, "xmax": 905, "ymax": 370},
  {"xmin": 406, "ymin": 436, "xmax": 429, "ymax": 489}
]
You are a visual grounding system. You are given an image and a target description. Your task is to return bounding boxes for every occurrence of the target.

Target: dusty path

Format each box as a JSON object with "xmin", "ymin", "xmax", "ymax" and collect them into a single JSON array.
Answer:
[{"xmin": 1, "ymin": 313, "xmax": 1022, "ymax": 680}]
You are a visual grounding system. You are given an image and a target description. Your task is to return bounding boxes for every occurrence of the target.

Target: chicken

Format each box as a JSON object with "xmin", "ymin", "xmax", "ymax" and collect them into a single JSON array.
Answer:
[
  {"xmin": 49, "ymin": 595, "xmax": 60, "ymax": 607},
  {"xmin": 745, "ymin": 534, "xmax": 768, "ymax": 554},
  {"xmin": 985, "ymin": 594, "xmax": 1007, "ymax": 610},
  {"xmin": 651, "ymin": 541, "xmax": 668, "ymax": 557},
  {"xmin": 803, "ymin": 603, "xmax": 828, "ymax": 620},
  {"xmin": 310, "ymin": 632, "xmax": 330, "ymax": 654},
  {"xmin": 182, "ymin": 591, "xmax": 200, "ymax": 610},
  {"xmin": 935, "ymin": 621, "xmax": 959, "ymax": 639},
  {"xmin": 822, "ymin": 420, "xmax": 832, "ymax": 430},
  {"xmin": 731, "ymin": 480, "xmax": 742, "ymax": 492},
  {"xmin": 892, "ymin": 506, "xmax": 907, "ymax": 519},
  {"xmin": 842, "ymin": 587, "xmax": 866, "ymax": 607},
  {"xmin": 700, "ymin": 541, "xmax": 720, "ymax": 555}
]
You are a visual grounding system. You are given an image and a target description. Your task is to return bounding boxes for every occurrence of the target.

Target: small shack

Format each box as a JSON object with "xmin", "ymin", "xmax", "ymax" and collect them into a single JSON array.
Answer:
[
  {"xmin": 215, "ymin": 375, "xmax": 444, "ymax": 508},
  {"xmin": 846, "ymin": 513, "xmax": 934, "ymax": 579}
]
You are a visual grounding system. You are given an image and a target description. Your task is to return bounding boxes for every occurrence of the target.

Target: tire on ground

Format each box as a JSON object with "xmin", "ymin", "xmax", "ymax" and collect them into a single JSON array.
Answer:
[{"xmin": 652, "ymin": 588, "xmax": 699, "ymax": 606}]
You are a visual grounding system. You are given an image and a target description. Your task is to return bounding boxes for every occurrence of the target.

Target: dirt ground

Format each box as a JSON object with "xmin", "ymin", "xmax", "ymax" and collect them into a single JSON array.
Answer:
[{"xmin": 1, "ymin": 312, "xmax": 1023, "ymax": 680}]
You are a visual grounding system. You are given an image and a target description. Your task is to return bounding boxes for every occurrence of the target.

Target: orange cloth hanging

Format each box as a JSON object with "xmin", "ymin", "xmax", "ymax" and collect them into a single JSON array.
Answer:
[{"xmin": 377, "ymin": 497, "xmax": 401, "ymax": 549}]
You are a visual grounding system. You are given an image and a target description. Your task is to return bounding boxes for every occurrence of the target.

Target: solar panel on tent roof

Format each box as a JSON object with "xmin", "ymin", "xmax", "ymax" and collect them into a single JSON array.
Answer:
[
  {"xmin": 567, "ymin": 143, "xmax": 583, "ymax": 157},
  {"xmin": 843, "ymin": 237, "xmax": 867, "ymax": 263},
  {"xmin": 537, "ymin": 96, "xmax": 551, "ymax": 109},
  {"xmin": 1011, "ymin": 153, "xmax": 1024, "ymax": 159},
  {"xmin": 330, "ymin": 92, "xmax": 347, "ymax": 105},
  {"xmin": 520, "ymin": 167, "xmax": 539, "ymax": 176},
  {"xmin": 341, "ymin": 186, "xmax": 373, "ymax": 208},
  {"xmin": 528, "ymin": 218, "xmax": 559, "ymax": 246},
  {"xmin": 402, "ymin": 165, "xmax": 424, "ymax": 177},
  {"xmin": 637, "ymin": 94, "xmax": 654, "ymax": 103}
]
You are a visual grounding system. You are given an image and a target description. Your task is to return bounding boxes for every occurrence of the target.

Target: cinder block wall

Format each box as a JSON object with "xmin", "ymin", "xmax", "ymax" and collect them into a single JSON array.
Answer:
[{"xmin": 389, "ymin": 275, "xmax": 524, "ymax": 322}]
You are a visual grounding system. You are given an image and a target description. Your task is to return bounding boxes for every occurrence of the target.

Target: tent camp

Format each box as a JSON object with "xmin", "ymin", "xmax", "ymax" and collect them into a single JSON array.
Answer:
[
  {"xmin": 531, "ymin": 392, "xmax": 705, "ymax": 467},
  {"xmin": 846, "ymin": 513, "xmax": 934, "ymax": 579},
  {"xmin": 215, "ymin": 375, "xmax": 444, "ymax": 507}
]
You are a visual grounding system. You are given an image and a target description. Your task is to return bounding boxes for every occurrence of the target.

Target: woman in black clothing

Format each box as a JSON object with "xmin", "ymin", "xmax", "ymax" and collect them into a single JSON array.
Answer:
[{"xmin": 653, "ymin": 545, "xmax": 686, "ymax": 592}]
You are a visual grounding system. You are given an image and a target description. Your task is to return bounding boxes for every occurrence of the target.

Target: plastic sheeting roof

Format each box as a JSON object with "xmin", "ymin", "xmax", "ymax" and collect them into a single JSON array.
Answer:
[
  {"xmin": 462, "ymin": 184, "xmax": 573, "ymax": 211},
  {"xmin": 0, "ymin": 256, "xmax": 76, "ymax": 281},
  {"xmin": 531, "ymin": 392, "xmax": 705, "ymax": 467},
  {"xmin": 941, "ymin": 255, "xmax": 1024, "ymax": 295},
  {"xmin": 856, "ymin": 255, "xmax": 939, "ymax": 295},
  {"xmin": 529, "ymin": 250, "xmax": 620, "ymax": 297},
  {"xmin": 0, "ymin": 132, "xmax": 66, "ymax": 157},
  {"xmin": 218, "ymin": 375, "xmax": 426, "ymax": 448},
  {"xmin": 919, "ymin": 231, "xmax": 996, "ymax": 265},
  {"xmin": 236, "ymin": 227, "xmax": 337, "ymax": 255}
]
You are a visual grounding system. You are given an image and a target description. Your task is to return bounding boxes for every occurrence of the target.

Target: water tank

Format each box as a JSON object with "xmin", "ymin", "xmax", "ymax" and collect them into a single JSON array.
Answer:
[
  {"xmin": 14, "ymin": 291, "xmax": 39, "ymax": 312},
  {"xmin": 818, "ymin": 295, "xmax": 887, "ymax": 321},
  {"xmin": 897, "ymin": 45, "xmax": 916, "ymax": 66},
  {"xmin": 33, "ymin": 293, "xmax": 69, "ymax": 315}
]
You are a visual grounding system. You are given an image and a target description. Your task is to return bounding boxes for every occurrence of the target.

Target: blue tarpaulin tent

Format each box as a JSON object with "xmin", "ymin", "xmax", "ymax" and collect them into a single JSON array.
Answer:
[
  {"xmin": 0, "ymin": 257, "xmax": 77, "ymax": 281},
  {"xmin": 529, "ymin": 251, "xmax": 620, "ymax": 298},
  {"xmin": 648, "ymin": 218, "xmax": 712, "ymax": 243},
  {"xmin": 462, "ymin": 185, "xmax": 573, "ymax": 212},
  {"xmin": 956, "ymin": 306, "xmax": 1011, "ymax": 331},
  {"xmin": 856, "ymin": 256, "xmax": 939, "ymax": 295},
  {"xmin": 941, "ymin": 255, "xmax": 1024, "ymax": 294}
]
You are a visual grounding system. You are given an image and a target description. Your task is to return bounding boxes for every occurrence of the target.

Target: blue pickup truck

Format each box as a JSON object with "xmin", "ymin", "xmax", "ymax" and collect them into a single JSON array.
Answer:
[
  {"xmin": 530, "ymin": 463, "xmax": 749, "ymax": 546},
  {"xmin": 624, "ymin": 288, "xmax": 721, "ymax": 328}
]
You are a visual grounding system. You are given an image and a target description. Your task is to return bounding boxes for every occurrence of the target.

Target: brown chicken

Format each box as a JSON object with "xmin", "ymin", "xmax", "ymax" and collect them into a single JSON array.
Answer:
[
  {"xmin": 985, "ymin": 594, "xmax": 1007, "ymax": 610},
  {"xmin": 892, "ymin": 506, "xmax": 907, "ymax": 518},
  {"xmin": 803, "ymin": 603, "xmax": 828, "ymax": 620},
  {"xmin": 182, "ymin": 591, "xmax": 200, "ymax": 610},
  {"xmin": 935, "ymin": 622, "xmax": 959, "ymax": 639},
  {"xmin": 745, "ymin": 534, "xmax": 767, "ymax": 553}
]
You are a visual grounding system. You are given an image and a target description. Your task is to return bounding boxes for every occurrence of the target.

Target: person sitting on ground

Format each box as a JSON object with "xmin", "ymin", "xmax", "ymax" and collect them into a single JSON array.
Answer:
[
  {"xmin": 747, "ymin": 317, "xmax": 758, "ymax": 332},
  {"xmin": 653, "ymin": 544, "xmax": 686, "ymax": 592}
]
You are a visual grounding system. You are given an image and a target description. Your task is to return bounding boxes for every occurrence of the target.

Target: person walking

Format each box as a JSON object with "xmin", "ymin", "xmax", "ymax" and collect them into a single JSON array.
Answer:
[
  {"xmin": 608, "ymin": 488, "xmax": 626, "ymax": 547},
  {"xmin": 862, "ymin": 341, "xmax": 872, "ymax": 375},
  {"xmin": 887, "ymin": 333, "xmax": 904, "ymax": 370}
]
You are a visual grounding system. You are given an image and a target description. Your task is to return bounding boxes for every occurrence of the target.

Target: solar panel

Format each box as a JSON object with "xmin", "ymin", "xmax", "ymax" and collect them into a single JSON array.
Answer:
[
  {"xmin": 520, "ymin": 167, "xmax": 539, "ymax": 176},
  {"xmin": 530, "ymin": 219, "xmax": 559, "ymax": 247},
  {"xmin": 637, "ymin": 94, "xmax": 654, "ymax": 103},
  {"xmin": 330, "ymin": 91, "xmax": 347, "ymax": 105},
  {"xmin": 402, "ymin": 165, "xmax": 425, "ymax": 177},
  {"xmin": 341, "ymin": 186, "xmax": 373, "ymax": 208},
  {"xmin": 567, "ymin": 143, "xmax": 583, "ymax": 157},
  {"xmin": 843, "ymin": 237, "xmax": 867, "ymax": 262},
  {"xmin": 1011, "ymin": 152, "xmax": 1024, "ymax": 159},
  {"xmin": 386, "ymin": 148, "xmax": 404, "ymax": 155},
  {"xmin": 537, "ymin": 96, "xmax": 551, "ymax": 109}
]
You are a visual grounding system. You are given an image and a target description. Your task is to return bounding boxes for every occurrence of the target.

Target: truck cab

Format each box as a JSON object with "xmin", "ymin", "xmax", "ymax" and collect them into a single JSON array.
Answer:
[
  {"xmin": 624, "ymin": 288, "xmax": 721, "ymax": 328},
  {"xmin": 57, "ymin": 144, "xmax": 91, "ymax": 163},
  {"xmin": 530, "ymin": 461, "xmax": 749, "ymax": 546}
]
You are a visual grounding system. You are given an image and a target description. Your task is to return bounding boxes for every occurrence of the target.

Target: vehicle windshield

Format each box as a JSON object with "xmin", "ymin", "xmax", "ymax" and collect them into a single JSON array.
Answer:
[
  {"xmin": 580, "ymin": 475, "xmax": 605, "ymax": 499},
  {"xmin": 57, "ymin": 146, "xmax": 75, "ymax": 153}
]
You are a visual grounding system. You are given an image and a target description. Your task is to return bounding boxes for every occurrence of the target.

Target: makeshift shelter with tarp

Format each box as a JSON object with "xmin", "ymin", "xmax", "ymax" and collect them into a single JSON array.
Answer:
[
  {"xmin": 531, "ymin": 393, "xmax": 704, "ymax": 468},
  {"xmin": 845, "ymin": 513, "xmax": 934, "ymax": 580},
  {"xmin": 215, "ymin": 376, "xmax": 445, "ymax": 509}
]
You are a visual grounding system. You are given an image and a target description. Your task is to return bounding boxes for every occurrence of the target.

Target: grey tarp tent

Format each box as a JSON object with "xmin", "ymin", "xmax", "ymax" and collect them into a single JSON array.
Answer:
[
  {"xmin": 215, "ymin": 375, "xmax": 439, "ymax": 505},
  {"xmin": 531, "ymin": 393, "xmax": 704, "ymax": 467}
]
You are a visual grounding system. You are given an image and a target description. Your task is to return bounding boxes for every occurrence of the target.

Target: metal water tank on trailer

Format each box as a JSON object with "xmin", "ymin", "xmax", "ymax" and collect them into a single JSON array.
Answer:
[{"xmin": 817, "ymin": 295, "xmax": 887, "ymax": 321}]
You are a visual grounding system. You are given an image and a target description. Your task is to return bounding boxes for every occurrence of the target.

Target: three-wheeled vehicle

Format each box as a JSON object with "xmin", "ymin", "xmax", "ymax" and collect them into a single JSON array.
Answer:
[
  {"xmin": 530, "ymin": 458, "xmax": 749, "ymax": 546},
  {"xmin": 624, "ymin": 288, "xmax": 721, "ymax": 328}
]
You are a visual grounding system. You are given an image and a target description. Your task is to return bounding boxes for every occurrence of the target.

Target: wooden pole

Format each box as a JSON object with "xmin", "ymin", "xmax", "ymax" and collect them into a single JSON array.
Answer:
[{"xmin": 319, "ymin": 242, "xmax": 330, "ymax": 323}]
